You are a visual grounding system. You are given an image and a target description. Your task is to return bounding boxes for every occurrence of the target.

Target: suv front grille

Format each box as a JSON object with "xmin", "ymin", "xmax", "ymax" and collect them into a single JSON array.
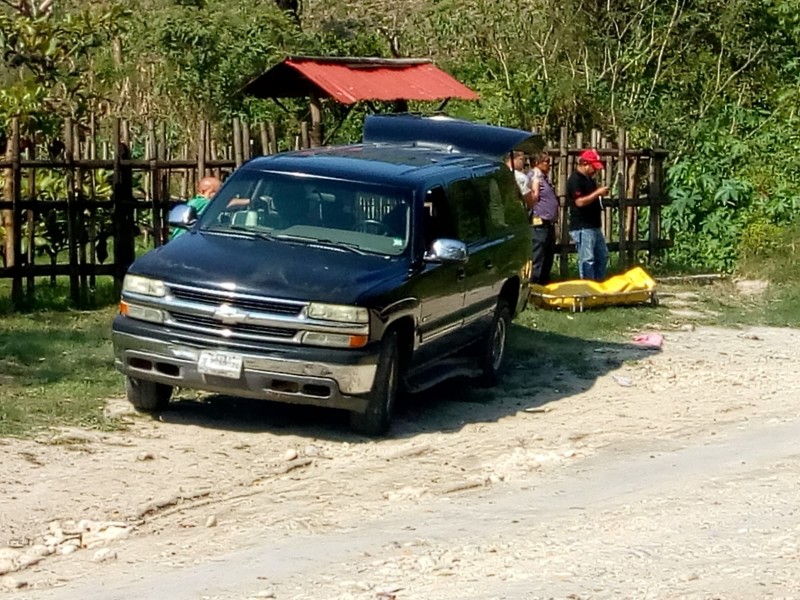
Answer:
[
  {"xmin": 169, "ymin": 286, "xmax": 304, "ymax": 316},
  {"xmin": 171, "ymin": 313, "xmax": 297, "ymax": 339}
]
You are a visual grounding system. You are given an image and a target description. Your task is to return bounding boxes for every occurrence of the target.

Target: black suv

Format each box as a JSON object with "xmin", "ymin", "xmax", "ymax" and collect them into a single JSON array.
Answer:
[{"xmin": 112, "ymin": 114, "xmax": 540, "ymax": 434}]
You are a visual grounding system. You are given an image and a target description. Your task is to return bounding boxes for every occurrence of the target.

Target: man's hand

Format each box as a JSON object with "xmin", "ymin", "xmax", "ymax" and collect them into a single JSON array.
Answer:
[{"xmin": 596, "ymin": 185, "xmax": 610, "ymax": 197}]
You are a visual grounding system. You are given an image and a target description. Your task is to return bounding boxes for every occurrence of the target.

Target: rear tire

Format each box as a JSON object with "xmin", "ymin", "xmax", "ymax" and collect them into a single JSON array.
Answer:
[
  {"xmin": 350, "ymin": 330, "xmax": 400, "ymax": 436},
  {"xmin": 125, "ymin": 376, "xmax": 173, "ymax": 412},
  {"xmin": 477, "ymin": 298, "xmax": 511, "ymax": 386}
]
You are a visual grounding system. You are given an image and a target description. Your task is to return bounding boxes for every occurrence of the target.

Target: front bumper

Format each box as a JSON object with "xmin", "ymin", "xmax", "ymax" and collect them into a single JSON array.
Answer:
[{"xmin": 112, "ymin": 323, "xmax": 378, "ymax": 412}]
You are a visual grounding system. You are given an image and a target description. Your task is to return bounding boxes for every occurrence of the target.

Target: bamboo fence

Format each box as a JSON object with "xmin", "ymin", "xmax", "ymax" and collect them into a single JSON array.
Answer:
[{"xmin": 0, "ymin": 117, "xmax": 670, "ymax": 309}]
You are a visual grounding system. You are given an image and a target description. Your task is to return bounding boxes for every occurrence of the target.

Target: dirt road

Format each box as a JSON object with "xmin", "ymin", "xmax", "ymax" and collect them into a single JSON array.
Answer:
[{"xmin": 2, "ymin": 323, "xmax": 800, "ymax": 599}]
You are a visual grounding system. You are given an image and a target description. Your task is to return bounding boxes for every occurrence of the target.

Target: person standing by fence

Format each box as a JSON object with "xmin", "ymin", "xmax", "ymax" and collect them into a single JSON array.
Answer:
[
  {"xmin": 528, "ymin": 152, "xmax": 559, "ymax": 285},
  {"xmin": 506, "ymin": 150, "xmax": 533, "ymax": 207},
  {"xmin": 567, "ymin": 149, "xmax": 610, "ymax": 281}
]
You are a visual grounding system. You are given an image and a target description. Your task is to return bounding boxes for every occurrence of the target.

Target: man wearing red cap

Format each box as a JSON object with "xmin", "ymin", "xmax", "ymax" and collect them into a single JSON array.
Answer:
[{"xmin": 567, "ymin": 149, "xmax": 610, "ymax": 280}]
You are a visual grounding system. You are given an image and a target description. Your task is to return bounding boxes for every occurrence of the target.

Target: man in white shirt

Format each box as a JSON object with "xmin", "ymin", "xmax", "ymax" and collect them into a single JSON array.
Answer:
[{"xmin": 506, "ymin": 150, "xmax": 534, "ymax": 211}]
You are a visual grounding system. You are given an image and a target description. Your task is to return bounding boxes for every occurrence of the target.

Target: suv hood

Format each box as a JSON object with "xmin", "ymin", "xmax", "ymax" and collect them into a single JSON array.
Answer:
[
  {"xmin": 129, "ymin": 232, "xmax": 407, "ymax": 304},
  {"xmin": 363, "ymin": 114, "xmax": 544, "ymax": 158}
]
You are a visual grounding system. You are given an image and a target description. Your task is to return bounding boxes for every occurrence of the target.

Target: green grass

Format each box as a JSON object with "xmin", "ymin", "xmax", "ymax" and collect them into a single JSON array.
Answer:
[
  {"xmin": 0, "ymin": 276, "xmax": 120, "ymax": 314},
  {"xmin": 517, "ymin": 302, "xmax": 667, "ymax": 341},
  {"xmin": 0, "ymin": 297, "xmax": 123, "ymax": 437},
  {"xmin": 734, "ymin": 222, "xmax": 800, "ymax": 327}
]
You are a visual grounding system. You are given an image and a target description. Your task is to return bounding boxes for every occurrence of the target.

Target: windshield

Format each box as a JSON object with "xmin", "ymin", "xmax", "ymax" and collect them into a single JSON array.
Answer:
[{"xmin": 197, "ymin": 170, "xmax": 412, "ymax": 256}]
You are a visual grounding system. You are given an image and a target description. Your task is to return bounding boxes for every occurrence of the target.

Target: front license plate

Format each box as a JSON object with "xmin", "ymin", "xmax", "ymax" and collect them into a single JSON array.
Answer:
[{"xmin": 197, "ymin": 350, "xmax": 243, "ymax": 379}]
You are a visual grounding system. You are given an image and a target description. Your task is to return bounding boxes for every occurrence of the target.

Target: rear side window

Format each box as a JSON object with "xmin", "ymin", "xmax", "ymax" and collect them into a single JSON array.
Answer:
[
  {"xmin": 495, "ymin": 166, "xmax": 529, "ymax": 225},
  {"xmin": 472, "ymin": 171, "xmax": 505, "ymax": 236},
  {"xmin": 473, "ymin": 166, "xmax": 528, "ymax": 235},
  {"xmin": 447, "ymin": 178, "xmax": 485, "ymax": 243}
]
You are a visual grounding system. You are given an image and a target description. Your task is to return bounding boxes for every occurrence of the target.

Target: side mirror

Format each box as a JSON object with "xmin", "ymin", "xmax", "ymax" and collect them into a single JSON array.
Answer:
[
  {"xmin": 423, "ymin": 238, "xmax": 468, "ymax": 264},
  {"xmin": 168, "ymin": 204, "xmax": 198, "ymax": 230}
]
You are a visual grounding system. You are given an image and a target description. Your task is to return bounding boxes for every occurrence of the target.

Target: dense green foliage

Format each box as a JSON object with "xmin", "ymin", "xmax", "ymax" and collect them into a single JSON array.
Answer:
[{"xmin": 1, "ymin": 0, "xmax": 799, "ymax": 272}]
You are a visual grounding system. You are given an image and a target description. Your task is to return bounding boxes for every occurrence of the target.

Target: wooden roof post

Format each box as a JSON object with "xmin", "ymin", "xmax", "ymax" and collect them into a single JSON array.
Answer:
[{"xmin": 309, "ymin": 92, "xmax": 322, "ymax": 147}]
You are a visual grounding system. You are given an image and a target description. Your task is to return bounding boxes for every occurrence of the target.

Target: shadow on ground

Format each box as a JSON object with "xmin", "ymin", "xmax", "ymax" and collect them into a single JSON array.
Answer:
[{"xmin": 152, "ymin": 323, "xmax": 660, "ymax": 442}]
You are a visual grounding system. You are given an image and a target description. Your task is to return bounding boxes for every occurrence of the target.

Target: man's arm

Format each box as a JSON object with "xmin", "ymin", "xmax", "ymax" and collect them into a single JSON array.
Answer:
[
  {"xmin": 515, "ymin": 171, "xmax": 535, "ymax": 210},
  {"xmin": 573, "ymin": 188, "xmax": 609, "ymax": 207},
  {"xmin": 529, "ymin": 171, "xmax": 541, "ymax": 206}
]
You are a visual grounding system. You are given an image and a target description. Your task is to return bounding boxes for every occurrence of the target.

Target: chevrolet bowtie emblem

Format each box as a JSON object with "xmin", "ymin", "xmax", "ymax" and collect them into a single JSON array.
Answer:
[{"xmin": 213, "ymin": 304, "xmax": 247, "ymax": 324}]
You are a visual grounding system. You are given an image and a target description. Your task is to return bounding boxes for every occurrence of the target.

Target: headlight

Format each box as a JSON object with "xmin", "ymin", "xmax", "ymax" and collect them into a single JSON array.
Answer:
[
  {"xmin": 123, "ymin": 275, "xmax": 166, "ymax": 297},
  {"xmin": 120, "ymin": 301, "xmax": 165, "ymax": 324},
  {"xmin": 306, "ymin": 302, "xmax": 368, "ymax": 324}
]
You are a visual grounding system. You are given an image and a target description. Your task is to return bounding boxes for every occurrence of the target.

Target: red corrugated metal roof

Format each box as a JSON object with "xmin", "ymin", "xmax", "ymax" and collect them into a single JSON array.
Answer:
[{"xmin": 241, "ymin": 57, "xmax": 479, "ymax": 104}]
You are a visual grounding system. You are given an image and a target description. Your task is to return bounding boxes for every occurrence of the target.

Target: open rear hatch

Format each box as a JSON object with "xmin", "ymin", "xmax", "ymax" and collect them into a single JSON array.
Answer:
[{"xmin": 363, "ymin": 114, "xmax": 544, "ymax": 158}]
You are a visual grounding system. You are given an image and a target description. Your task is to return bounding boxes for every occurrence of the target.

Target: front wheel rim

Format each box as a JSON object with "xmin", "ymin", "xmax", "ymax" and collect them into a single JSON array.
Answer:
[
  {"xmin": 385, "ymin": 352, "xmax": 399, "ymax": 414},
  {"xmin": 490, "ymin": 317, "xmax": 507, "ymax": 371}
]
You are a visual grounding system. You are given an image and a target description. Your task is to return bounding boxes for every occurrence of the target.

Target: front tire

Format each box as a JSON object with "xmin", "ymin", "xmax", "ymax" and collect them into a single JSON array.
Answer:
[
  {"xmin": 125, "ymin": 376, "xmax": 173, "ymax": 412},
  {"xmin": 350, "ymin": 330, "xmax": 400, "ymax": 436},
  {"xmin": 477, "ymin": 299, "xmax": 511, "ymax": 386}
]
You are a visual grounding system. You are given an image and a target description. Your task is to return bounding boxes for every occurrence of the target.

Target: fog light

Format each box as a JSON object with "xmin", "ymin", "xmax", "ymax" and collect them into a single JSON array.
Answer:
[{"xmin": 302, "ymin": 332, "xmax": 368, "ymax": 348}]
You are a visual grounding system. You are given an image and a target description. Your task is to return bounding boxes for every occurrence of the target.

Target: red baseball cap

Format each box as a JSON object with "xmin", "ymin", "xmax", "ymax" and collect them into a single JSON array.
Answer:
[{"xmin": 579, "ymin": 149, "xmax": 604, "ymax": 170}]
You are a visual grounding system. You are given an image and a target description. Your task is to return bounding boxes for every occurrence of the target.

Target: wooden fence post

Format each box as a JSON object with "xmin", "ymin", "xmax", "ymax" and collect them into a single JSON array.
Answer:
[
  {"xmin": 159, "ymin": 122, "xmax": 170, "ymax": 242},
  {"xmin": 209, "ymin": 123, "xmax": 221, "ymax": 180},
  {"xmin": 74, "ymin": 121, "xmax": 88, "ymax": 303},
  {"xmin": 627, "ymin": 153, "xmax": 640, "ymax": 265},
  {"xmin": 26, "ymin": 135, "xmax": 36, "ymax": 298},
  {"xmin": 208, "ymin": 122, "xmax": 225, "ymax": 179},
  {"xmin": 88, "ymin": 115, "xmax": 97, "ymax": 290},
  {"xmin": 112, "ymin": 118, "xmax": 122, "ymax": 293},
  {"xmin": 601, "ymin": 137, "xmax": 613, "ymax": 242},
  {"xmin": 243, "ymin": 120, "xmax": 251, "ymax": 161},
  {"xmin": 300, "ymin": 121, "xmax": 310, "ymax": 149},
  {"xmin": 233, "ymin": 117, "xmax": 243, "ymax": 167},
  {"xmin": 259, "ymin": 122, "xmax": 269, "ymax": 156},
  {"xmin": 148, "ymin": 119, "xmax": 162, "ymax": 247},
  {"xmin": 112, "ymin": 118, "xmax": 135, "ymax": 292},
  {"xmin": 616, "ymin": 128, "xmax": 628, "ymax": 269},
  {"xmin": 10, "ymin": 117, "xmax": 23, "ymax": 308},
  {"xmin": 64, "ymin": 118, "xmax": 80, "ymax": 305},
  {"xmin": 590, "ymin": 128, "xmax": 600, "ymax": 148},
  {"xmin": 309, "ymin": 93, "xmax": 322, "ymax": 148},
  {"xmin": 557, "ymin": 126, "xmax": 569, "ymax": 277},
  {"xmin": 269, "ymin": 122, "xmax": 278, "ymax": 154},
  {"xmin": 180, "ymin": 143, "xmax": 189, "ymax": 199},
  {"xmin": 648, "ymin": 137, "xmax": 663, "ymax": 263},
  {"xmin": 198, "ymin": 120, "xmax": 207, "ymax": 179}
]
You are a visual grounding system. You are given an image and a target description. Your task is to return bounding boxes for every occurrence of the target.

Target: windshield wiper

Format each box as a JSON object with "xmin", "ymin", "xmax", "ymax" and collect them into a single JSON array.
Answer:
[
  {"xmin": 274, "ymin": 234, "xmax": 367, "ymax": 255},
  {"xmin": 203, "ymin": 225, "xmax": 276, "ymax": 241}
]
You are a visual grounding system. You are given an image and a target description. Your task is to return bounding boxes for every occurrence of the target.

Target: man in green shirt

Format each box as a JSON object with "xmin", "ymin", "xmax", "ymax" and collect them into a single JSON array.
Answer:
[{"xmin": 172, "ymin": 176, "xmax": 221, "ymax": 239}]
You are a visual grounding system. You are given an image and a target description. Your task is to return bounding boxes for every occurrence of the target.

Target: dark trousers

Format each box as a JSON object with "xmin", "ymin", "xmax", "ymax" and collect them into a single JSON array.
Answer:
[{"xmin": 531, "ymin": 224, "xmax": 556, "ymax": 285}]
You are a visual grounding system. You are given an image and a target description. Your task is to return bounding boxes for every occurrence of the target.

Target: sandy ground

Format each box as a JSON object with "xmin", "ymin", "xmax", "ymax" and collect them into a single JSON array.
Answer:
[{"xmin": 2, "ymin": 306, "xmax": 800, "ymax": 599}]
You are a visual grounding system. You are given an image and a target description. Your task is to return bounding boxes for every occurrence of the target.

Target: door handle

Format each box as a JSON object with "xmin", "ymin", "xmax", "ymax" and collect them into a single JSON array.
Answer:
[
  {"xmin": 484, "ymin": 260, "xmax": 493, "ymax": 269},
  {"xmin": 457, "ymin": 268, "xmax": 466, "ymax": 281}
]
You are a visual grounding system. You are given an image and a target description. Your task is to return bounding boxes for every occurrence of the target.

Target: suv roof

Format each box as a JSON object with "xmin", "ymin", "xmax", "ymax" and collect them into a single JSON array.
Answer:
[
  {"xmin": 243, "ymin": 143, "xmax": 495, "ymax": 186},
  {"xmin": 243, "ymin": 114, "xmax": 544, "ymax": 187}
]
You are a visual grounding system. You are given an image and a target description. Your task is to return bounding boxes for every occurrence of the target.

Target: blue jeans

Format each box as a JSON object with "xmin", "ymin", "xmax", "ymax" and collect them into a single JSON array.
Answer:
[{"xmin": 569, "ymin": 228, "xmax": 608, "ymax": 281}]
